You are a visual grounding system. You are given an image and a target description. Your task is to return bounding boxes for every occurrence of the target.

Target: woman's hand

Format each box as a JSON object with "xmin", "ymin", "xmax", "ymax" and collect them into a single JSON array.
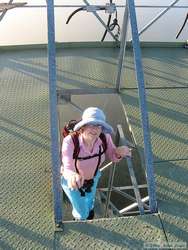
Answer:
[
  {"xmin": 67, "ymin": 172, "xmax": 84, "ymax": 190},
  {"xmin": 115, "ymin": 146, "xmax": 132, "ymax": 159}
]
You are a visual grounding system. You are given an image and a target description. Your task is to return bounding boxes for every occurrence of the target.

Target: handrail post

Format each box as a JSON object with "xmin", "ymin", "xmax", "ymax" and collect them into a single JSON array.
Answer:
[
  {"xmin": 104, "ymin": 163, "xmax": 117, "ymax": 217},
  {"xmin": 46, "ymin": 0, "xmax": 62, "ymax": 226},
  {"xmin": 104, "ymin": 128, "xmax": 119, "ymax": 217},
  {"xmin": 117, "ymin": 124, "xmax": 145, "ymax": 215}
]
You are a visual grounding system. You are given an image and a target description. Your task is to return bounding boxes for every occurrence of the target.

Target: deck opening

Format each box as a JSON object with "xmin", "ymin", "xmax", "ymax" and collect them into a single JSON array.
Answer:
[{"xmin": 58, "ymin": 94, "xmax": 152, "ymax": 221}]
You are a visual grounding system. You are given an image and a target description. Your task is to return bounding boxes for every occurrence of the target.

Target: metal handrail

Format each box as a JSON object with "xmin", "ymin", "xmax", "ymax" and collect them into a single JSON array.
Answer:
[
  {"xmin": 11, "ymin": 5, "xmax": 188, "ymax": 9},
  {"xmin": 104, "ymin": 162, "xmax": 117, "ymax": 217},
  {"xmin": 117, "ymin": 124, "xmax": 145, "ymax": 215},
  {"xmin": 99, "ymin": 184, "xmax": 147, "ymax": 191},
  {"xmin": 103, "ymin": 124, "xmax": 145, "ymax": 217},
  {"xmin": 119, "ymin": 196, "xmax": 149, "ymax": 214},
  {"xmin": 113, "ymin": 189, "xmax": 149, "ymax": 210},
  {"xmin": 128, "ymin": 0, "xmax": 157, "ymax": 213}
]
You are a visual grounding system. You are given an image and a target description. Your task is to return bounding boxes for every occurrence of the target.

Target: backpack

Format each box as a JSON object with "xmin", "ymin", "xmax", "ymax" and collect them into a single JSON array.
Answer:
[{"xmin": 61, "ymin": 120, "xmax": 107, "ymax": 175}]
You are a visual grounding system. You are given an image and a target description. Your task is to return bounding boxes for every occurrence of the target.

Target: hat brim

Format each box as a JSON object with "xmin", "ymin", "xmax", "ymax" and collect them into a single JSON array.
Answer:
[{"xmin": 74, "ymin": 118, "xmax": 114, "ymax": 134}]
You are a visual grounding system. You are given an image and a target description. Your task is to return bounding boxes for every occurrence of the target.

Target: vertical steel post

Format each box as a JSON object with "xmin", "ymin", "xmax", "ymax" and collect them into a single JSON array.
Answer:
[
  {"xmin": 127, "ymin": 0, "xmax": 157, "ymax": 213},
  {"xmin": 116, "ymin": 0, "xmax": 129, "ymax": 92},
  {"xmin": 104, "ymin": 162, "xmax": 117, "ymax": 217},
  {"xmin": 104, "ymin": 127, "xmax": 119, "ymax": 217},
  {"xmin": 117, "ymin": 125, "xmax": 145, "ymax": 215},
  {"xmin": 46, "ymin": 0, "xmax": 62, "ymax": 225}
]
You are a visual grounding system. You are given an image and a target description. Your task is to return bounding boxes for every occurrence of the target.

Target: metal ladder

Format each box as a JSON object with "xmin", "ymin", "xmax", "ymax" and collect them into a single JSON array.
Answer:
[{"xmin": 99, "ymin": 124, "xmax": 149, "ymax": 217}]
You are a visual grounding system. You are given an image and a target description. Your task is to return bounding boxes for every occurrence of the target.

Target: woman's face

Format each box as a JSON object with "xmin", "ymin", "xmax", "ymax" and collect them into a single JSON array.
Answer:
[{"xmin": 82, "ymin": 124, "xmax": 102, "ymax": 141}]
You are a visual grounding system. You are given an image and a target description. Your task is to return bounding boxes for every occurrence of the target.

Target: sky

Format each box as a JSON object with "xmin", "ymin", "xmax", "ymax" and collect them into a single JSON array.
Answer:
[{"xmin": 0, "ymin": 0, "xmax": 187, "ymax": 45}]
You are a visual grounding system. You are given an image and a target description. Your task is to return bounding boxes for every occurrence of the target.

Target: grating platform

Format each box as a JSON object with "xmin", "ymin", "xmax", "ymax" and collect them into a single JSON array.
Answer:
[
  {"xmin": 0, "ymin": 45, "xmax": 188, "ymax": 249},
  {"xmin": 56, "ymin": 46, "xmax": 188, "ymax": 89},
  {"xmin": 120, "ymin": 88, "xmax": 188, "ymax": 162},
  {"xmin": 155, "ymin": 160, "xmax": 188, "ymax": 244},
  {"xmin": 57, "ymin": 215, "xmax": 167, "ymax": 250}
]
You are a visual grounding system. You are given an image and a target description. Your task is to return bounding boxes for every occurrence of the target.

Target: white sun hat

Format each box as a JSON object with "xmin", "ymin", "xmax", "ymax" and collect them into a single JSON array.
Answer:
[{"xmin": 73, "ymin": 107, "xmax": 114, "ymax": 134}]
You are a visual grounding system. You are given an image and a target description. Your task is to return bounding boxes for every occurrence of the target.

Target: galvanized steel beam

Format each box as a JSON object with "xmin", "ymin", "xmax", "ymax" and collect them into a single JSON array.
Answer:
[
  {"xmin": 57, "ymin": 87, "xmax": 117, "ymax": 98},
  {"xmin": 19, "ymin": 5, "xmax": 188, "ymax": 9},
  {"xmin": 117, "ymin": 124, "xmax": 145, "ymax": 215},
  {"xmin": 46, "ymin": 0, "xmax": 62, "ymax": 226},
  {"xmin": 116, "ymin": 0, "xmax": 129, "ymax": 91},
  {"xmin": 127, "ymin": 0, "xmax": 157, "ymax": 213}
]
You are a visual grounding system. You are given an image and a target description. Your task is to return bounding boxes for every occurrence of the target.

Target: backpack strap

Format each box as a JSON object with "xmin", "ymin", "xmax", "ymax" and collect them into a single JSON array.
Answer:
[
  {"xmin": 71, "ymin": 133, "xmax": 80, "ymax": 174},
  {"xmin": 94, "ymin": 146, "xmax": 102, "ymax": 176},
  {"xmin": 71, "ymin": 132, "xmax": 107, "ymax": 177},
  {"xmin": 71, "ymin": 133, "xmax": 80, "ymax": 159},
  {"xmin": 99, "ymin": 133, "xmax": 107, "ymax": 153}
]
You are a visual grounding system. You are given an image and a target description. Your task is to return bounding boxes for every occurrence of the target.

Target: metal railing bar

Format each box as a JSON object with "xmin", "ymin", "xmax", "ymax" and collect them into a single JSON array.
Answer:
[
  {"xmin": 100, "ymin": 191, "xmax": 120, "ymax": 215},
  {"xmin": 128, "ymin": 0, "xmax": 157, "ymax": 213},
  {"xmin": 118, "ymin": 96, "xmax": 137, "ymax": 148},
  {"xmin": 121, "ymin": 209, "xmax": 151, "ymax": 216},
  {"xmin": 98, "ymin": 184, "xmax": 148, "ymax": 191},
  {"xmin": 130, "ymin": 5, "xmax": 187, "ymax": 8},
  {"xmin": 117, "ymin": 124, "xmax": 145, "ymax": 215},
  {"xmin": 104, "ymin": 163, "xmax": 117, "ymax": 217},
  {"xmin": 113, "ymin": 189, "xmax": 149, "ymax": 210},
  {"xmin": 100, "ymin": 161, "xmax": 113, "ymax": 172},
  {"xmin": 100, "ymin": 191, "xmax": 150, "ymax": 216},
  {"xmin": 16, "ymin": 5, "xmax": 188, "ymax": 9},
  {"xmin": 116, "ymin": 0, "xmax": 129, "ymax": 92},
  {"xmin": 57, "ymin": 88, "xmax": 117, "ymax": 96},
  {"xmin": 119, "ymin": 196, "xmax": 149, "ymax": 214}
]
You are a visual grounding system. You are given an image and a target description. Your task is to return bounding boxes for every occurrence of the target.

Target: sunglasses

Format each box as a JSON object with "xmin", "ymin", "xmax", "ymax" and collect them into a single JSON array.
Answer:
[{"xmin": 86, "ymin": 124, "xmax": 102, "ymax": 129}]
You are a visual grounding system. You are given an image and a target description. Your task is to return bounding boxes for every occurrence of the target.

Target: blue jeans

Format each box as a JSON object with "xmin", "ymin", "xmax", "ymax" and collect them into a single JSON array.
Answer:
[{"xmin": 61, "ymin": 171, "xmax": 101, "ymax": 220}]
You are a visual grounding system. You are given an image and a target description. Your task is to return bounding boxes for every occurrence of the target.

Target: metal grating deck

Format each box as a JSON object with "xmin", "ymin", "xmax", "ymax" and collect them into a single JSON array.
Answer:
[
  {"xmin": 120, "ymin": 88, "xmax": 188, "ymax": 162},
  {"xmin": 0, "ymin": 44, "xmax": 188, "ymax": 249}
]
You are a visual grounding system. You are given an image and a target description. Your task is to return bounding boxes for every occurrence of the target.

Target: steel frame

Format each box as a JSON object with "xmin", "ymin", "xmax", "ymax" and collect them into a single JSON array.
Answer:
[{"xmin": 46, "ymin": 0, "xmax": 159, "ymax": 226}]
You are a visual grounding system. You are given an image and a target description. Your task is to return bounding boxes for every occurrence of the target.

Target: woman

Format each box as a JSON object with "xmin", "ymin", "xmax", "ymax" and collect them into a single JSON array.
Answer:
[{"xmin": 61, "ymin": 107, "xmax": 131, "ymax": 220}]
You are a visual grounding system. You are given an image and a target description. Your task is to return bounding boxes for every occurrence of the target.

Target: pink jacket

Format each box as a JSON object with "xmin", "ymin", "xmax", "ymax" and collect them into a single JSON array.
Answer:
[{"xmin": 61, "ymin": 133, "xmax": 121, "ymax": 180}]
